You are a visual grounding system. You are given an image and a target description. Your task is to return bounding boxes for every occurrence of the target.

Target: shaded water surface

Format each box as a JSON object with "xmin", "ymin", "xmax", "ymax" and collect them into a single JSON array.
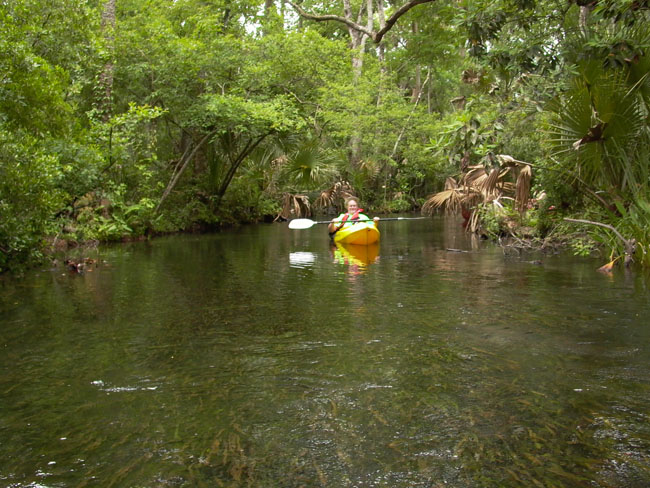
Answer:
[{"xmin": 1, "ymin": 217, "xmax": 649, "ymax": 487}]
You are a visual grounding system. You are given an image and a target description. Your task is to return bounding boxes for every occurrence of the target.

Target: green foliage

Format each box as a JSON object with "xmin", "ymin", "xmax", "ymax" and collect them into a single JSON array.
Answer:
[
  {"xmin": 618, "ymin": 198, "xmax": 650, "ymax": 267},
  {"xmin": 0, "ymin": 0, "xmax": 101, "ymax": 271},
  {"xmin": 0, "ymin": 129, "xmax": 66, "ymax": 271},
  {"xmin": 218, "ymin": 175, "xmax": 283, "ymax": 222},
  {"xmin": 460, "ymin": 0, "xmax": 565, "ymax": 77},
  {"xmin": 474, "ymin": 199, "xmax": 543, "ymax": 239},
  {"xmin": 385, "ymin": 198, "xmax": 412, "ymax": 213},
  {"xmin": 91, "ymin": 103, "xmax": 166, "ymax": 187},
  {"xmin": 3, "ymin": 0, "xmax": 650, "ymax": 272},
  {"xmin": 318, "ymin": 60, "xmax": 454, "ymax": 205},
  {"xmin": 194, "ymin": 94, "xmax": 303, "ymax": 134},
  {"xmin": 570, "ymin": 236, "xmax": 599, "ymax": 257},
  {"xmin": 0, "ymin": 0, "xmax": 99, "ymax": 133},
  {"xmin": 476, "ymin": 202, "xmax": 505, "ymax": 238},
  {"xmin": 281, "ymin": 137, "xmax": 337, "ymax": 190},
  {"xmin": 547, "ymin": 64, "xmax": 648, "ymax": 194},
  {"xmin": 240, "ymin": 31, "xmax": 350, "ymax": 103},
  {"xmin": 63, "ymin": 184, "xmax": 158, "ymax": 242},
  {"xmin": 582, "ymin": 198, "xmax": 650, "ymax": 267},
  {"xmin": 426, "ymin": 100, "xmax": 502, "ymax": 169},
  {"xmin": 499, "ymin": 103, "xmax": 546, "ymax": 163}
]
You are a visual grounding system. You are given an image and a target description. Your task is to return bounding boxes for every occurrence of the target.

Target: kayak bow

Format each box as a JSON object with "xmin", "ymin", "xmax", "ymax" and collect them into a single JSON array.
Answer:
[{"xmin": 332, "ymin": 221, "xmax": 380, "ymax": 245}]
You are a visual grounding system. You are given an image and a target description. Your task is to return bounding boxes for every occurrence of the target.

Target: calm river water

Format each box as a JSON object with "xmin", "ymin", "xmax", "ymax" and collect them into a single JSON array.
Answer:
[{"xmin": 1, "ymin": 217, "xmax": 649, "ymax": 487}]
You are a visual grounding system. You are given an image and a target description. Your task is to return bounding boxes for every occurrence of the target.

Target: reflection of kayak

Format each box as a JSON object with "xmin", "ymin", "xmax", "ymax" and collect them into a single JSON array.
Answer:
[
  {"xmin": 335, "ymin": 242, "xmax": 379, "ymax": 267},
  {"xmin": 332, "ymin": 221, "xmax": 380, "ymax": 245}
]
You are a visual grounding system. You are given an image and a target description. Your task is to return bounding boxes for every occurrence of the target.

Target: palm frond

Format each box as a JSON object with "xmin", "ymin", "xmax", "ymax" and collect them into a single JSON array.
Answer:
[
  {"xmin": 284, "ymin": 139, "xmax": 336, "ymax": 188},
  {"xmin": 444, "ymin": 177, "xmax": 459, "ymax": 190},
  {"xmin": 314, "ymin": 188, "xmax": 335, "ymax": 209},
  {"xmin": 463, "ymin": 165, "xmax": 487, "ymax": 188},
  {"xmin": 501, "ymin": 181, "xmax": 516, "ymax": 194},
  {"xmin": 359, "ymin": 159, "xmax": 381, "ymax": 178},
  {"xmin": 515, "ymin": 165, "xmax": 532, "ymax": 212},
  {"xmin": 314, "ymin": 181, "xmax": 354, "ymax": 211},
  {"xmin": 481, "ymin": 168, "xmax": 504, "ymax": 201},
  {"xmin": 277, "ymin": 193, "xmax": 311, "ymax": 220},
  {"xmin": 547, "ymin": 62, "xmax": 649, "ymax": 192},
  {"xmin": 422, "ymin": 189, "xmax": 464, "ymax": 215}
]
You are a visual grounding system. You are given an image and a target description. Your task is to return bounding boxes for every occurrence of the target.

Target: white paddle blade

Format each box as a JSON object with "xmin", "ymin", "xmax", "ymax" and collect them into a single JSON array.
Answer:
[{"xmin": 288, "ymin": 219, "xmax": 316, "ymax": 230}]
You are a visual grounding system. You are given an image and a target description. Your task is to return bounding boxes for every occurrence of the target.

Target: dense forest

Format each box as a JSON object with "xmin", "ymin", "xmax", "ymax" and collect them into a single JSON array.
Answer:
[{"xmin": 1, "ymin": 0, "xmax": 649, "ymax": 272}]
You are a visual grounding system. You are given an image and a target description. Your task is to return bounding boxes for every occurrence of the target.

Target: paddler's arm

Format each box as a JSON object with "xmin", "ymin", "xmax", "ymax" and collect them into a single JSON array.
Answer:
[{"xmin": 328, "ymin": 218, "xmax": 340, "ymax": 233}]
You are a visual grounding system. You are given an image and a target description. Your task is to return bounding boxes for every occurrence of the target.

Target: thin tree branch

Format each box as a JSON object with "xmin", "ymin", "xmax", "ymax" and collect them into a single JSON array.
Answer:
[
  {"xmin": 375, "ymin": 0, "xmax": 435, "ymax": 43},
  {"xmin": 564, "ymin": 218, "xmax": 636, "ymax": 266},
  {"xmin": 390, "ymin": 69, "xmax": 430, "ymax": 160},
  {"xmin": 287, "ymin": 0, "xmax": 436, "ymax": 43},
  {"xmin": 564, "ymin": 218, "xmax": 626, "ymax": 244},
  {"xmin": 214, "ymin": 133, "xmax": 270, "ymax": 208},
  {"xmin": 287, "ymin": 1, "xmax": 374, "ymax": 38}
]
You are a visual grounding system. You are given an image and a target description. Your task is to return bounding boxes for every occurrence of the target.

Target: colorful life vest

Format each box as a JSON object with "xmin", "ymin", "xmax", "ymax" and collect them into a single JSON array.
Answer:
[
  {"xmin": 331, "ymin": 209, "xmax": 369, "ymax": 235},
  {"xmin": 341, "ymin": 208, "xmax": 364, "ymax": 223}
]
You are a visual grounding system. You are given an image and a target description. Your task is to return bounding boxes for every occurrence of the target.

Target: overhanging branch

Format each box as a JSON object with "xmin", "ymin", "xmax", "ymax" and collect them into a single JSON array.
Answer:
[
  {"xmin": 287, "ymin": 1, "xmax": 374, "ymax": 37},
  {"xmin": 564, "ymin": 218, "xmax": 637, "ymax": 266},
  {"xmin": 287, "ymin": 0, "xmax": 436, "ymax": 43},
  {"xmin": 376, "ymin": 0, "xmax": 435, "ymax": 43}
]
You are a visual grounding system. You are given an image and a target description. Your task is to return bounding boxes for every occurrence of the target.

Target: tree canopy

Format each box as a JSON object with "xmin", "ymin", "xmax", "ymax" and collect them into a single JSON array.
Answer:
[{"xmin": 1, "ymin": 0, "xmax": 650, "ymax": 271}]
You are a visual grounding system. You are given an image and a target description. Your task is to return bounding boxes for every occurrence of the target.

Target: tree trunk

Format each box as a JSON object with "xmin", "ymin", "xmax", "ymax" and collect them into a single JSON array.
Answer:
[
  {"xmin": 376, "ymin": 0, "xmax": 387, "ymax": 106},
  {"xmin": 411, "ymin": 22, "xmax": 421, "ymax": 103},
  {"xmin": 344, "ymin": 0, "xmax": 374, "ymax": 165},
  {"xmin": 343, "ymin": 0, "xmax": 369, "ymax": 80},
  {"xmin": 412, "ymin": 65, "xmax": 421, "ymax": 103},
  {"xmin": 579, "ymin": 6, "xmax": 589, "ymax": 35},
  {"xmin": 99, "ymin": 0, "xmax": 116, "ymax": 121}
]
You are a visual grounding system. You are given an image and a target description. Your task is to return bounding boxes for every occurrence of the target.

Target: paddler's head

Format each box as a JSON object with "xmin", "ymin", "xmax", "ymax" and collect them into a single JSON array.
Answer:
[{"xmin": 345, "ymin": 198, "xmax": 359, "ymax": 213}]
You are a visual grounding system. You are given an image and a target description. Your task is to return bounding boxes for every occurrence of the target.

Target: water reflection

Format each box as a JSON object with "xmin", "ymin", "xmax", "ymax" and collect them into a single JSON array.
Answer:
[
  {"xmin": 289, "ymin": 251, "xmax": 316, "ymax": 269},
  {"xmin": 331, "ymin": 242, "xmax": 379, "ymax": 271},
  {"xmin": 1, "ymin": 218, "xmax": 649, "ymax": 487}
]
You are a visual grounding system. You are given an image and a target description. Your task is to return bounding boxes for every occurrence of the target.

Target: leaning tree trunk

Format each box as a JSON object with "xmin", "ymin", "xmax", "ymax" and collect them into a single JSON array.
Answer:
[{"xmin": 155, "ymin": 131, "xmax": 218, "ymax": 214}]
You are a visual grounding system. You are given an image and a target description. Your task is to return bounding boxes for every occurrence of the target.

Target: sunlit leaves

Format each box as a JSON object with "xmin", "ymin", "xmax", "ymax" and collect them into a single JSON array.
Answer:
[{"xmin": 190, "ymin": 94, "xmax": 304, "ymax": 134}]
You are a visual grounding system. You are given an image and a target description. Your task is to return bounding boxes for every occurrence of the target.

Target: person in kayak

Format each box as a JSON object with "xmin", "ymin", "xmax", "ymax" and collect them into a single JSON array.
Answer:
[{"xmin": 328, "ymin": 198, "xmax": 379, "ymax": 235}]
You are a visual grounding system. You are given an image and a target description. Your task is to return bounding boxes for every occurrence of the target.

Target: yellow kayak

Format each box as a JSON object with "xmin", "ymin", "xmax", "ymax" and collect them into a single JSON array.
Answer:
[{"xmin": 332, "ymin": 221, "xmax": 380, "ymax": 245}]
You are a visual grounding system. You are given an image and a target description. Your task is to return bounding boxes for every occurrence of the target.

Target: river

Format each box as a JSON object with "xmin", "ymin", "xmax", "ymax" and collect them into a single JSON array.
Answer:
[{"xmin": 1, "ymin": 216, "xmax": 649, "ymax": 487}]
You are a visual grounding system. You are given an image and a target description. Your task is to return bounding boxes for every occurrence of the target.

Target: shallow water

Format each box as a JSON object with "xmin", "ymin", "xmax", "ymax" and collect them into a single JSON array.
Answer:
[{"xmin": 1, "ymin": 217, "xmax": 649, "ymax": 487}]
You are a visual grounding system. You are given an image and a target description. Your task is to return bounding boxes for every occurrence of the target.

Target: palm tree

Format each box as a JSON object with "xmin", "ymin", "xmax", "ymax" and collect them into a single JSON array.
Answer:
[
  {"xmin": 547, "ymin": 61, "xmax": 649, "ymax": 200},
  {"xmin": 545, "ymin": 26, "xmax": 650, "ymax": 267},
  {"xmin": 274, "ymin": 137, "xmax": 339, "ymax": 220}
]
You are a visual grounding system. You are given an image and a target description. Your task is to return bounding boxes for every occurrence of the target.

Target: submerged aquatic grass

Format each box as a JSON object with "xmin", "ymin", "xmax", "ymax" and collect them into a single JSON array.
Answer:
[{"xmin": 1, "ymin": 221, "xmax": 649, "ymax": 486}]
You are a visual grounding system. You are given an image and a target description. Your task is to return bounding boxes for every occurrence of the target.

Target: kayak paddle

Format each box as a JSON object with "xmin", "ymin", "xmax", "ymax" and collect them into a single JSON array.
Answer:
[{"xmin": 288, "ymin": 217, "xmax": 426, "ymax": 230}]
